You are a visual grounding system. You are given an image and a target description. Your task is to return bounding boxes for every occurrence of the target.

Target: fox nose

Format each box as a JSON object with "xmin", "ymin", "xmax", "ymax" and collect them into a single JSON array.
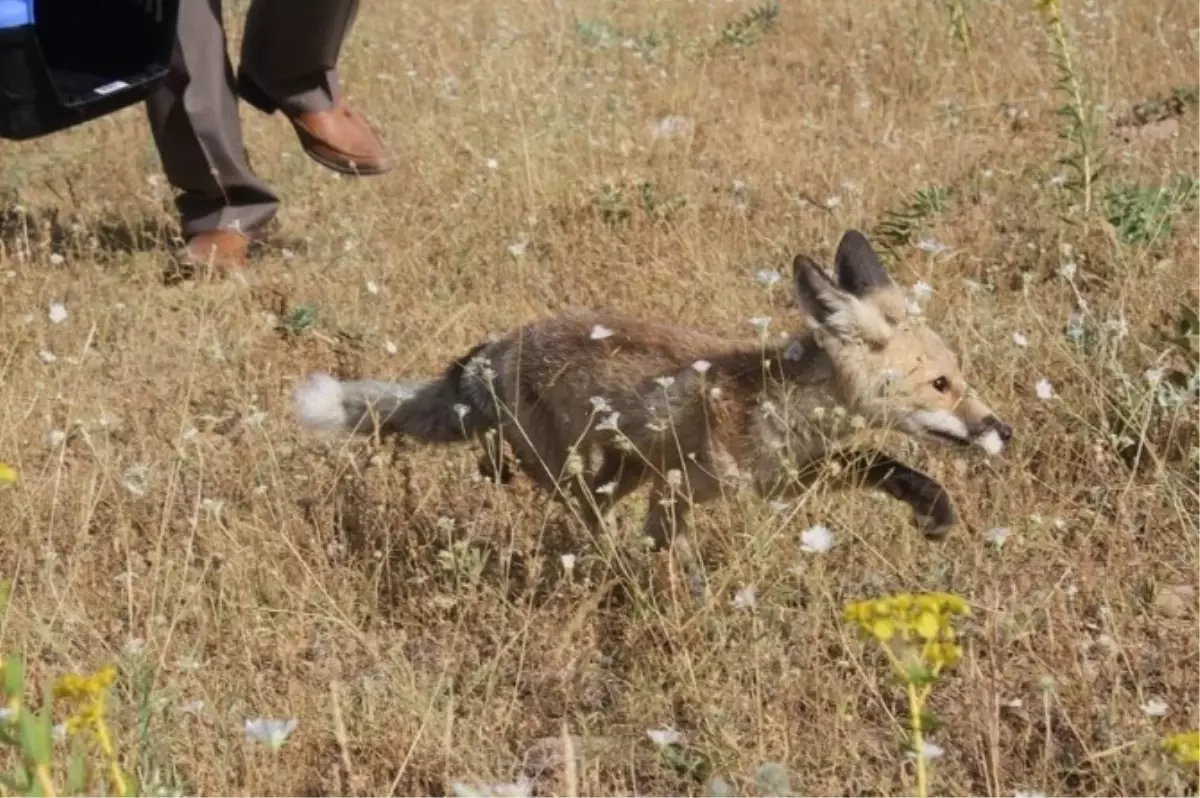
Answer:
[{"xmin": 983, "ymin": 415, "xmax": 1013, "ymax": 442}]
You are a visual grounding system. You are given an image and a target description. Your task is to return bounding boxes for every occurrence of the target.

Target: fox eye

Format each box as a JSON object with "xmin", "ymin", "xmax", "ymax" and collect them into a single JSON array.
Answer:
[{"xmin": 932, "ymin": 376, "xmax": 950, "ymax": 393}]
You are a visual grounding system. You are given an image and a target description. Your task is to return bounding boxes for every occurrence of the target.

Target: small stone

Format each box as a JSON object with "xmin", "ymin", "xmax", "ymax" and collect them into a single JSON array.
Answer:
[{"xmin": 1154, "ymin": 584, "xmax": 1195, "ymax": 619}]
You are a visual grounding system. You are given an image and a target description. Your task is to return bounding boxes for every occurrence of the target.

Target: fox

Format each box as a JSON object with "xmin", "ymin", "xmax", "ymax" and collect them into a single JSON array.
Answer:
[{"xmin": 292, "ymin": 229, "xmax": 1012, "ymax": 550}]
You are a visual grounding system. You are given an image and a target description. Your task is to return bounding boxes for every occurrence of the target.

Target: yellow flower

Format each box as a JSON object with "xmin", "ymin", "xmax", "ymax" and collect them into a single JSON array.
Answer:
[
  {"xmin": 1163, "ymin": 730, "xmax": 1200, "ymax": 767},
  {"xmin": 0, "ymin": 462, "xmax": 15, "ymax": 485},
  {"xmin": 53, "ymin": 665, "xmax": 117, "ymax": 701},
  {"xmin": 915, "ymin": 612, "xmax": 940, "ymax": 640},
  {"xmin": 843, "ymin": 591, "xmax": 971, "ymax": 676},
  {"xmin": 871, "ymin": 618, "xmax": 896, "ymax": 641}
]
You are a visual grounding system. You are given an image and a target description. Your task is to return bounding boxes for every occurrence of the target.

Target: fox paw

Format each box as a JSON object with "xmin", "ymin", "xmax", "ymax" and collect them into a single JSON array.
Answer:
[
  {"xmin": 476, "ymin": 453, "xmax": 514, "ymax": 485},
  {"xmin": 913, "ymin": 504, "xmax": 956, "ymax": 540}
]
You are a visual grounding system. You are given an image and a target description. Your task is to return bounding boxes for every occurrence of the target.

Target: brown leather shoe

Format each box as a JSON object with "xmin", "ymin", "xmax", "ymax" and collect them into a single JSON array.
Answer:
[
  {"xmin": 288, "ymin": 96, "xmax": 395, "ymax": 176},
  {"xmin": 167, "ymin": 230, "xmax": 251, "ymax": 280}
]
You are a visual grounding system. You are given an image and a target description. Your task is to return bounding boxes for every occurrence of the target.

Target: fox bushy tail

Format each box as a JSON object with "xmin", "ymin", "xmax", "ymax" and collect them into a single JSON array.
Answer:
[{"xmin": 292, "ymin": 343, "xmax": 496, "ymax": 443}]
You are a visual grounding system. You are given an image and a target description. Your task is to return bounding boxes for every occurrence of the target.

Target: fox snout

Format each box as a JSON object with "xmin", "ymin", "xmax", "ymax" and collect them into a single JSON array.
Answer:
[{"xmin": 969, "ymin": 413, "xmax": 1013, "ymax": 456}]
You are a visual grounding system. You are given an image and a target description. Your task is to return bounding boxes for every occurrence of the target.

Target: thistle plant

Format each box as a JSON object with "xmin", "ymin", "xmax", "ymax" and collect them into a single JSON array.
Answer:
[
  {"xmin": 942, "ymin": 0, "xmax": 979, "ymax": 96},
  {"xmin": 843, "ymin": 592, "xmax": 970, "ymax": 798},
  {"xmin": 1036, "ymin": 0, "xmax": 1102, "ymax": 214}
]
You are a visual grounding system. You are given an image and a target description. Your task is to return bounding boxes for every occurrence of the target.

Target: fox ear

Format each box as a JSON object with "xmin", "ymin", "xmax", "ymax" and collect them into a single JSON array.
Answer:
[
  {"xmin": 793, "ymin": 253, "xmax": 894, "ymax": 345},
  {"xmin": 793, "ymin": 255, "xmax": 853, "ymax": 331},
  {"xmin": 834, "ymin": 229, "xmax": 892, "ymax": 297}
]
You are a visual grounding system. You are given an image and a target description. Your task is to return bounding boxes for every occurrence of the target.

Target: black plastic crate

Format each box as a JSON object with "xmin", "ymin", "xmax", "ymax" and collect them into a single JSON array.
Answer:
[{"xmin": 0, "ymin": 0, "xmax": 179, "ymax": 141}]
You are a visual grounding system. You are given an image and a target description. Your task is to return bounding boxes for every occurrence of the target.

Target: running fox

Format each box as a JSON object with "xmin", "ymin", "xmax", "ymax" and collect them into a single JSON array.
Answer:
[{"xmin": 293, "ymin": 230, "xmax": 1012, "ymax": 548}]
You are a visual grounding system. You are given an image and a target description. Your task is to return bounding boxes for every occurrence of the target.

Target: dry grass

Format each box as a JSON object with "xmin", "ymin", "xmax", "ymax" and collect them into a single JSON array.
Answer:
[{"xmin": 1, "ymin": 0, "xmax": 1198, "ymax": 795}]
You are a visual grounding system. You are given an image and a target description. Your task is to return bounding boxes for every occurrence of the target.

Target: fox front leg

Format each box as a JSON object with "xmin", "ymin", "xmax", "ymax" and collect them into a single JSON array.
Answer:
[
  {"xmin": 794, "ymin": 450, "xmax": 958, "ymax": 539},
  {"xmin": 475, "ymin": 429, "xmax": 515, "ymax": 485}
]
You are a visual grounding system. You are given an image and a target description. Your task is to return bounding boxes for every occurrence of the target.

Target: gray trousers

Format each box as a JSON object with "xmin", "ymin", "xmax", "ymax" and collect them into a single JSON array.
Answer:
[{"xmin": 146, "ymin": 0, "xmax": 360, "ymax": 238}]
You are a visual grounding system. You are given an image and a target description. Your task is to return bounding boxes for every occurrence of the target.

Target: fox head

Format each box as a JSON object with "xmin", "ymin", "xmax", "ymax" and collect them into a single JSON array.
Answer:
[{"xmin": 791, "ymin": 230, "xmax": 1013, "ymax": 456}]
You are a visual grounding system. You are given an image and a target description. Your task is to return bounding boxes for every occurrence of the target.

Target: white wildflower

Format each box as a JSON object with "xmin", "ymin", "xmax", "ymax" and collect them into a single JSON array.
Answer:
[
  {"xmin": 384, "ymin": 339, "xmax": 398, "ymax": 355},
  {"xmin": 911, "ymin": 281, "xmax": 934, "ymax": 301},
  {"xmin": 755, "ymin": 269, "xmax": 781, "ymax": 287},
  {"xmin": 485, "ymin": 157, "xmax": 499, "ymax": 170},
  {"xmin": 244, "ymin": 718, "xmax": 298, "ymax": 750},
  {"xmin": 507, "ymin": 240, "xmax": 527, "ymax": 257},
  {"xmin": 913, "ymin": 740, "xmax": 944, "ymax": 760},
  {"xmin": 594, "ymin": 481, "xmax": 617, "ymax": 495},
  {"xmin": 49, "ymin": 253, "xmax": 64, "ymax": 266},
  {"xmin": 1035, "ymin": 379, "xmax": 1054, "ymax": 400},
  {"xmin": 560, "ymin": 553, "xmax": 576, "ymax": 572},
  {"xmin": 732, "ymin": 585, "xmax": 757, "ymax": 610},
  {"xmin": 38, "ymin": 349, "xmax": 58, "ymax": 364},
  {"xmin": 453, "ymin": 404, "xmax": 470, "ymax": 419},
  {"xmin": 365, "ymin": 280, "xmax": 380, "ymax": 295},
  {"xmin": 596, "ymin": 412, "xmax": 621, "ymax": 431},
  {"xmin": 589, "ymin": 396, "xmax": 611, "ymax": 413},
  {"xmin": 985, "ymin": 527, "xmax": 1010, "ymax": 547},
  {"xmin": 451, "ymin": 777, "xmax": 530, "ymax": 796},
  {"xmin": 799, "ymin": 525, "xmax": 834, "ymax": 553},
  {"xmin": 122, "ymin": 465, "xmax": 150, "ymax": 497},
  {"xmin": 654, "ymin": 375, "xmax": 675, "ymax": 389},
  {"xmin": 589, "ymin": 325, "xmax": 614, "ymax": 340},
  {"xmin": 1012, "ymin": 332, "xmax": 1028, "ymax": 348},
  {"xmin": 648, "ymin": 115, "xmax": 694, "ymax": 140},
  {"xmin": 48, "ymin": 301, "xmax": 68, "ymax": 324},
  {"xmin": 1141, "ymin": 697, "xmax": 1170, "ymax": 717},
  {"xmin": 691, "ymin": 359, "xmax": 712, "ymax": 374},
  {"xmin": 749, "ymin": 316, "xmax": 771, "ymax": 331},
  {"xmin": 915, "ymin": 238, "xmax": 946, "ymax": 255},
  {"xmin": 646, "ymin": 727, "xmax": 683, "ymax": 747},
  {"xmin": 45, "ymin": 429, "xmax": 66, "ymax": 447}
]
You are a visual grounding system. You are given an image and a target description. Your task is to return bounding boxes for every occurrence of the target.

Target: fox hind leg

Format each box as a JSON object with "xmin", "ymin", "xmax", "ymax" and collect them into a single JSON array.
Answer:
[{"xmin": 587, "ymin": 450, "xmax": 648, "ymax": 528}]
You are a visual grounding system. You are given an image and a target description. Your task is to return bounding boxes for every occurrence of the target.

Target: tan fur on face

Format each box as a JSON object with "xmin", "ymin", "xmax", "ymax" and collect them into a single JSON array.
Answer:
[{"xmin": 814, "ymin": 287, "xmax": 1000, "ymax": 442}]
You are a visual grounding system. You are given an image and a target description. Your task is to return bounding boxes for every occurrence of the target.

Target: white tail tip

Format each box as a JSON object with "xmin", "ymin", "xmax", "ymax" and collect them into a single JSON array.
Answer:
[{"xmin": 293, "ymin": 373, "xmax": 349, "ymax": 433}]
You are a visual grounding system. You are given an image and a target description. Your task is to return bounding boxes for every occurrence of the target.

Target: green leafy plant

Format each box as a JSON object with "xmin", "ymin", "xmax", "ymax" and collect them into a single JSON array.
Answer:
[
  {"xmin": 0, "ymin": 581, "xmax": 132, "ymax": 797},
  {"xmin": 1104, "ymin": 174, "xmax": 1198, "ymax": 247},
  {"xmin": 718, "ymin": 2, "xmax": 780, "ymax": 48},
  {"xmin": 280, "ymin": 303, "xmax": 319, "ymax": 336},
  {"xmin": 1037, "ymin": 0, "xmax": 1104, "ymax": 214},
  {"xmin": 872, "ymin": 186, "xmax": 953, "ymax": 254}
]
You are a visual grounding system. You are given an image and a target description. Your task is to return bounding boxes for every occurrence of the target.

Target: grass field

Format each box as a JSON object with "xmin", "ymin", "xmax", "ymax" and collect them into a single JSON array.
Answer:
[{"xmin": 1, "ymin": 0, "xmax": 1198, "ymax": 795}]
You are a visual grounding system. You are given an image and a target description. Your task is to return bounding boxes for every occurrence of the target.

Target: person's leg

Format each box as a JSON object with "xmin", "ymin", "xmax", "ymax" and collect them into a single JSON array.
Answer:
[
  {"xmin": 237, "ymin": 0, "xmax": 394, "ymax": 176},
  {"xmin": 145, "ymin": 0, "xmax": 279, "ymax": 272}
]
